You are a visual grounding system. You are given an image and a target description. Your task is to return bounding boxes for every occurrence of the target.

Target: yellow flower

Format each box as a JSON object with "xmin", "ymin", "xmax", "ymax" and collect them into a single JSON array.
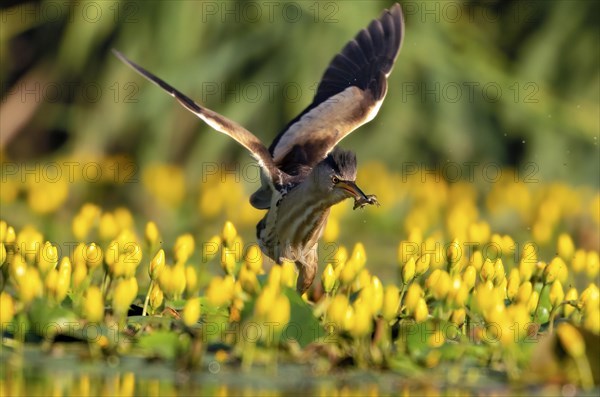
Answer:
[
  {"xmin": 584, "ymin": 308, "xmax": 599, "ymax": 334},
  {"xmin": 564, "ymin": 288, "xmax": 578, "ymax": 317},
  {"xmin": 149, "ymin": 249, "xmax": 165, "ymax": 280},
  {"xmin": 480, "ymin": 259, "xmax": 495, "ymax": 282},
  {"xmin": 37, "ymin": 241, "xmax": 58, "ymax": 275},
  {"xmin": 506, "ymin": 269, "xmax": 520, "ymax": 301},
  {"xmin": 19, "ymin": 266, "xmax": 43, "ymax": 304},
  {"xmin": 280, "ymin": 261, "xmax": 297, "ymax": 289},
  {"xmin": 206, "ymin": 276, "xmax": 235, "ymax": 307},
  {"xmin": 415, "ymin": 254, "xmax": 430, "ymax": 276},
  {"xmin": 72, "ymin": 261, "xmax": 88, "ymax": 290},
  {"xmin": 113, "ymin": 277, "xmax": 138, "ymax": 317},
  {"xmin": 333, "ymin": 246, "xmax": 348, "ymax": 269},
  {"xmin": 238, "ymin": 265, "xmax": 259, "ymax": 295},
  {"xmin": 244, "ymin": 244, "xmax": 263, "ymax": 274},
  {"xmin": 527, "ymin": 291, "xmax": 539, "ymax": 315},
  {"xmin": 85, "ymin": 243, "xmax": 103, "ymax": 270},
  {"xmin": 571, "ymin": 249, "xmax": 586, "ymax": 273},
  {"xmin": 350, "ymin": 243, "xmax": 367, "ymax": 270},
  {"xmin": 548, "ymin": 280, "xmax": 564, "ymax": 308},
  {"xmin": 470, "ymin": 251, "xmax": 484, "ymax": 272},
  {"xmin": 404, "ymin": 283, "xmax": 423, "ymax": 315},
  {"xmin": 322, "ymin": 263, "xmax": 336, "ymax": 293},
  {"xmin": 202, "ymin": 235, "xmax": 221, "ymax": 263},
  {"xmin": 0, "ymin": 242, "xmax": 5, "ymax": 268},
  {"xmin": 382, "ymin": 285, "xmax": 400, "ymax": 321},
  {"xmin": 185, "ymin": 266, "xmax": 199, "ymax": 295},
  {"xmin": 450, "ymin": 308, "xmax": 466, "ymax": 326},
  {"xmin": 83, "ymin": 286, "xmax": 104, "ymax": 323},
  {"xmin": 99, "ymin": 213, "xmax": 120, "ymax": 241},
  {"xmin": 339, "ymin": 259, "xmax": 358, "ymax": 286},
  {"xmin": 255, "ymin": 285, "xmax": 279, "ymax": 319},
  {"xmin": 426, "ymin": 269, "xmax": 451, "ymax": 300},
  {"xmin": 174, "ymin": 233, "xmax": 195, "ymax": 264},
  {"xmin": 516, "ymin": 281, "xmax": 533, "ymax": 304},
  {"xmin": 267, "ymin": 294, "xmax": 291, "ymax": 336},
  {"xmin": 544, "ymin": 257, "xmax": 565, "ymax": 284},
  {"xmin": 414, "ymin": 298, "xmax": 428, "ymax": 323},
  {"xmin": 586, "ymin": 251, "xmax": 599, "ymax": 279},
  {"xmin": 144, "ymin": 221, "xmax": 160, "ymax": 248},
  {"xmin": 327, "ymin": 294, "xmax": 349, "ymax": 329},
  {"xmin": 221, "ymin": 247, "xmax": 237, "ymax": 275},
  {"xmin": 462, "ymin": 265, "xmax": 477, "ymax": 290},
  {"xmin": 557, "ymin": 233, "xmax": 575, "ymax": 261},
  {"xmin": 401, "ymin": 257, "xmax": 416, "ymax": 284},
  {"xmin": 222, "ymin": 221, "xmax": 237, "ymax": 248},
  {"xmin": 182, "ymin": 297, "xmax": 202, "ymax": 327},
  {"xmin": 323, "ymin": 217, "xmax": 340, "ymax": 242},
  {"xmin": 556, "ymin": 323, "xmax": 585, "ymax": 358},
  {"xmin": 349, "ymin": 300, "xmax": 372, "ymax": 338},
  {"xmin": 0, "ymin": 292, "xmax": 15, "ymax": 328},
  {"xmin": 149, "ymin": 283, "xmax": 164, "ymax": 312}
]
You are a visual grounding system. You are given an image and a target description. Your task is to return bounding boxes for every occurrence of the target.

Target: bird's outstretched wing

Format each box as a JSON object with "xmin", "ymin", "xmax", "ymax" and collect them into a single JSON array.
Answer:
[
  {"xmin": 112, "ymin": 49, "xmax": 283, "ymax": 185},
  {"xmin": 269, "ymin": 3, "xmax": 404, "ymax": 175}
]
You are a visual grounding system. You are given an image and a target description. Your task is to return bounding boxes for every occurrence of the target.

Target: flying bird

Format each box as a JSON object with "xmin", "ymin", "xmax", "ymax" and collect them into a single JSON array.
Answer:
[{"xmin": 113, "ymin": 3, "xmax": 404, "ymax": 293}]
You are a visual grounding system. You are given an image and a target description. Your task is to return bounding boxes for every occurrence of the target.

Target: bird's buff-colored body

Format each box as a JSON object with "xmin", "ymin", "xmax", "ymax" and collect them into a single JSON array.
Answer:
[{"xmin": 114, "ymin": 4, "xmax": 404, "ymax": 293}]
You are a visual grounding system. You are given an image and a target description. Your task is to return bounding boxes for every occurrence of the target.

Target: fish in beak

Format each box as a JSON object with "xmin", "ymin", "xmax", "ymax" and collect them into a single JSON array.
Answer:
[{"xmin": 336, "ymin": 180, "xmax": 380, "ymax": 210}]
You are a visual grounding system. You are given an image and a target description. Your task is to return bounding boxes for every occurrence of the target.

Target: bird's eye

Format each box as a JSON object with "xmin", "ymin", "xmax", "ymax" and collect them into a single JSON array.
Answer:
[{"xmin": 332, "ymin": 176, "xmax": 339, "ymax": 184}]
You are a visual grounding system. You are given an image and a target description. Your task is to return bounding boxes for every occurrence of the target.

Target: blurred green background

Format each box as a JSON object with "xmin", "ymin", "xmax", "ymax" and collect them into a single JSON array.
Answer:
[{"xmin": 1, "ymin": 0, "xmax": 598, "ymax": 247}]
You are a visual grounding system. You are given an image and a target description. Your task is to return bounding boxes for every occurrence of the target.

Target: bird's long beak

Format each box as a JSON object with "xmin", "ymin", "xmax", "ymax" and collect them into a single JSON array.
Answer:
[{"xmin": 336, "ymin": 180, "xmax": 370, "ymax": 201}]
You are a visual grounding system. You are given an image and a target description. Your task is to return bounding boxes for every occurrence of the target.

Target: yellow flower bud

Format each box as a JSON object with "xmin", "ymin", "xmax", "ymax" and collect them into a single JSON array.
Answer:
[
  {"xmin": 144, "ymin": 221, "xmax": 160, "ymax": 247},
  {"xmin": 584, "ymin": 308, "xmax": 599, "ymax": 334},
  {"xmin": 354, "ymin": 268, "xmax": 371, "ymax": 293},
  {"xmin": 462, "ymin": 265, "xmax": 476, "ymax": 290},
  {"xmin": 450, "ymin": 308, "xmax": 466, "ymax": 325},
  {"xmin": 527, "ymin": 291, "xmax": 539, "ymax": 315},
  {"xmin": 493, "ymin": 259, "xmax": 506, "ymax": 286},
  {"xmin": 350, "ymin": 300, "xmax": 372, "ymax": 338},
  {"xmin": 322, "ymin": 263, "xmax": 336, "ymax": 293},
  {"xmin": 280, "ymin": 262, "xmax": 297, "ymax": 289},
  {"xmin": 174, "ymin": 233, "xmax": 195, "ymax": 264},
  {"xmin": 327, "ymin": 294, "xmax": 349, "ymax": 328},
  {"xmin": 548, "ymin": 280, "xmax": 564, "ymax": 308},
  {"xmin": 579, "ymin": 284, "xmax": 599, "ymax": 313},
  {"xmin": 255, "ymin": 285, "xmax": 278, "ymax": 318},
  {"xmin": 587, "ymin": 251, "xmax": 599, "ymax": 279},
  {"xmin": 382, "ymin": 285, "xmax": 400, "ymax": 321},
  {"xmin": 268, "ymin": 294, "xmax": 291, "ymax": 335},
  {"xmin": 171, "ymin": 264, "xmax": 186, "ymax": 298},
  {"xmin": 426, "ymin": 269, "xmax": 451, "ymax": 300},
  {"xmin": 202, "ymin": 235, "xmax": 221, "ymax": 263},
  {"xmin": 72, "ymin": 261, "xmax": 88, "ymax": 290},
  {"xmin": 206, "ymin": 276, "xmax": 235, "ymax": 307},
  {"xmin": 221, "ymin": 247, "xmax": 237, "ymax": 276},
  {"xmin": 1, "ymin": 292, "xmax": 15, "ymax": 327},
  {"xmin": 333, "ymin": 246, "xmax": 348, "ymax": 269},
  {"xmin": 99, "ymin": 213, "xmax": 119, "ymax": 241},
  {"xmin": 404, "ymin": 283, "xmax": 423, "ymax": 314},
  {"xmin": 0, "ymin": 221, "xmax": 7, "ymax": 242},
  {"xmin": 19, "ymin": 267, "xmax": 43, "ymax": 304},
  {"xmin": 480, "ymin": 259, "xmax": 495, "ymax": 282},
  {"xmin": 85, "ymin": 243, "xmax": 103, "ymax": 270},
  {"xmin": 470, "ymin": 251, "xmax": 484, "ymax": 272},
  {"xmin": 323, "ymin": 217, "xmax": 340, "ymax": 242},
  {"xmin": 401, "ymin": 257, "xmax": 416, "ymax": 284},
  {"xmin": 506, "ymin": 269, "xmax": 520, "ymax": 301},
  {"xmin": 113, "ymin": 277, "xmax": 138, "ymax": 317},
  {"xmin": 54, "ymin": 257, "xmax": 72, "ymax": 303},
  {"xmin": 557, "ymin": 233, "xmax": 574, "ymax": 261},
  {"xmin": 519, "ymin": 243, "xmax": 537, "ymax": 281},
  {"xmin": 267, "ymin": 265, "xmax": 282, "ymax": 289},
  {"xmin": 0, "ymin": 242, "xmax": 5, "ymax": 268},
  {"xmin": 369, "ymin": 276, "xmax": 384, "ymax": 314},
  {"xmin": 185, "ymin": 266, "xmax": 199, "ymax": 295},
  {"xmin": 149, "ymin": 249, "xmax": 165, "ymax": 280},
  {"xmin": 222, "ymin": 221, "xmax": 237, "ymax": 248},
  {"xmin": 414, "ymin": 298, "xmax": 428, "ymax": 323},
  {"xmin": 5, "ymin": 226, "xmax": 16, "ymax": 244},
  {"xmin": 398, "ymin": 239, "xmax": 419, "ymax": 264},
  {"xmin": 571, "ymin": 249, "xmax": 586, "ymax": 273},
  {"xmin": 564, "ymin": 288, "xmax": 578, "ymax": 317},
  {"xmin": 544, "ymin": 257, "xmax": 564, "ymax": 284},
  {"xmin": 149, "ymin": 283, "xmax": 164, "ymax": 311},
  {"xmin": 350, "ymin": 243, "xmax": 367, "ymax": 270},
  {"xmin": 37, "ymin": 241, "xmax": 58, "ymax": 275},
  {"xmin": 556, "ymin": 323, "xmax": 585, "ymax": 358},
  {"xmin": 448, "ymin": 277, "xmax": 469, "ymax": 307},
  {"xmin": 447, "ymin": 239, "xmax": 462, "ymax": 272},
  {"xmin": 238, "ymin": 265, "xmax": 259, "ymax": 295},
  {"xmin": 339, "ymin": 260, "xmax": 358, "ymax": 285},
  {"xmin": 516, "ymin": 281, "xmax": 533, "ymax": 304},
  {"xmin": 415, "ymin": 254, "xmax": 430, "ymax": 276},
  {"xmin": 182, "ymin": 297, "xmax": 202, "ymax": 327},
  {"xmin": 83, "ymin": 286, "xmax": 104, "ymax": 323},
  {"xmin": 244, "ymin": 244, "xmax": 263, "ymax": 273}
]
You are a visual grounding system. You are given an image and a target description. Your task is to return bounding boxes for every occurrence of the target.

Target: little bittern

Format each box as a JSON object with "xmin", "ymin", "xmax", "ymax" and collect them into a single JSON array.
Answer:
[{"xmin": 114, "ymin": 3, "xmax": 404, "ymax": 293}]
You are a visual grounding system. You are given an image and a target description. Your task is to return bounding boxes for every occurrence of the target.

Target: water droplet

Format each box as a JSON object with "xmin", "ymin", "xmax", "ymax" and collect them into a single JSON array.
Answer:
[{"xmin": 522, "ymin": 140, "xmax": 526, "ymax": 144}]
